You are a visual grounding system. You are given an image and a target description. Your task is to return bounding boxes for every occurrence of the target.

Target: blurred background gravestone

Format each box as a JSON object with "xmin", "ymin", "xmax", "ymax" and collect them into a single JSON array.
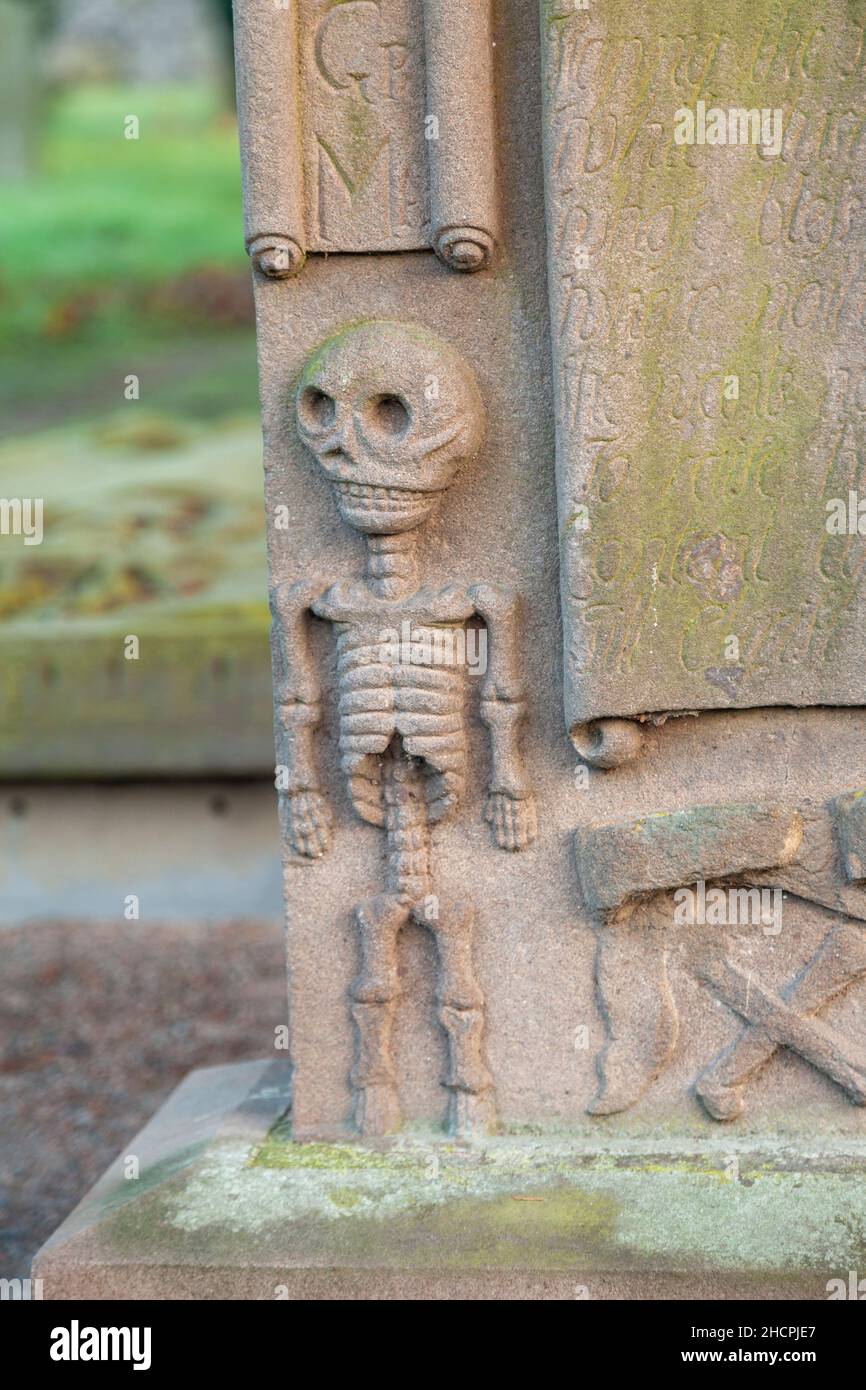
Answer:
[
  {"xmin": 0, "ymin": 0, "xmax": 283, "ymax": 1285},
  {"xmin": 45, "ymin": 0, "xmax": 225, "ymax": 85},
  {"xmin": 0, "ymin": 0, "xmax": 274, "ymax": 788}
]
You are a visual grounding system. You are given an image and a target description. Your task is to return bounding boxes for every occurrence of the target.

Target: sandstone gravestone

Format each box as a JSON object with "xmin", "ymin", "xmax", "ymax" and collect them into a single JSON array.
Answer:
[
  {"xmin": 34, "ymin": 0, "xmax": 866, "ymax": 1300},
  {"xmin": 0, "ymin": 420, "xmax": 273, "ymax": 777},
  {"xmin": 543, "ymin": 0, "xmax": 866, "ymax": 766}
]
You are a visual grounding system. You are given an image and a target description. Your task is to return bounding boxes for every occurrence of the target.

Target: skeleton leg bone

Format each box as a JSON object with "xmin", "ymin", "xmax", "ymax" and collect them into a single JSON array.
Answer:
[
  {"xmin": 419, "ymin": 897, "xmax": 496, "ymax": 1138},
  {"xmin": 350, "ymin": 893, "xmax": 411, "ymax": 1137}
]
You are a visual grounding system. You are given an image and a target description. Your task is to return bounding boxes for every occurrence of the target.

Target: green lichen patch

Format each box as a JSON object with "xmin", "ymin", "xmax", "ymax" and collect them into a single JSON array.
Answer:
[
  {"xmin": 250, "ymin": 1136, "xmax": 418, "ymax": 1173},
  {"xmin": 546, "ymin": 0, "xmax": 866, "ymax": 721},
  {"xmin": 91, "ymin": 1130, "xmax": 866, "ymax": 1284}
]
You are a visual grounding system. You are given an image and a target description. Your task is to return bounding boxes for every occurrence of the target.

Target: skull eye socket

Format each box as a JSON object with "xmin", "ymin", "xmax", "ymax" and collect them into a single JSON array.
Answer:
[
  {"xmin": 365, "ymin": 394, "xmax": 411, "ymax": 440},
  {"xmin": 298, "ymin": 387, "xmax": 337, "ymax": 432}
]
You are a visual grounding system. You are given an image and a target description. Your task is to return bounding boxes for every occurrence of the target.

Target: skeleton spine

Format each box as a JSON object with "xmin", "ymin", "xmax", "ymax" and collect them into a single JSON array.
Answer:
[
  {"xmin": 381, "ymin": 741, "xmax": 431, "ymax": 902},
  {"xmin": 367, "ymin": 532, "xmax": 418, "ymax": 600}
]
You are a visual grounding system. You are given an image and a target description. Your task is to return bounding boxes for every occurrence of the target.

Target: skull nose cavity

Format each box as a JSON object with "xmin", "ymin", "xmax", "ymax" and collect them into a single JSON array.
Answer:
[
  {"xmin": 320, "ymin": 420, "xmax": 357, "ymax": 469},
  {"xmin": 365, "ymin": 393, "xmax": 411, "ymax": 441},
  {"xmin": 321, "ymin": 445, "xmax": 352, "ymax": 467},
  {"xmin": 298, "ymin": 386, "xmax": 337, "ymax": 432}
]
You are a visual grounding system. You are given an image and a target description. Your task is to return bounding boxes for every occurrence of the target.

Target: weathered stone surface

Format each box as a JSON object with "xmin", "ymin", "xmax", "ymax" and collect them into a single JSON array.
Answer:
[
  {"xmin": 542, "ymin": 0, "xmax": 866, "ymax": 741},
  {"xmin": 227, "ymin": 0, "xmax": 866, "ymax": 1149},
  {"xmin": 300, "ymin": 0, "xmax": 430, "ymax": 253},
  {"xmin": 574, "ymin": 803, "xmax": 803, "ymax": 913},
  {"xmin": 233, "ymin": 0, "xmax": 499, "ymax": 272},
  {"xmin": 575, "ymin": 794, "xmax": 866, "ymax": 1119},
  {"xmin": 32, "ymin": 1060, "xmax": 866, "ymax": 1299},
  {"xmin": 832, "ymin": 790, "xmax": 866, "ymax": 882}
]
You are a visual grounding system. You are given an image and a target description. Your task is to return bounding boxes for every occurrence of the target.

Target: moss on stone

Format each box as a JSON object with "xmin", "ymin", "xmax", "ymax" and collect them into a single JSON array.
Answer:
[
  {"xmin": 96, "ymin": 1130, "xmax": 866, "ymax": 1285},
  {"xmin": 250, "ymin": 1137, "xmax": 419, "ymax": 1173},
  {"xmin": 547, "ymin": 0, "xmax": 866, "ymax": 716}
]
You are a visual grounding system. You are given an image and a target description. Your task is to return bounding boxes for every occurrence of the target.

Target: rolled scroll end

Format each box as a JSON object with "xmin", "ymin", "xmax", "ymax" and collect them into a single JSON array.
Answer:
[
  {"xmin": 571, "ymin": 718, "xmax": 646, "ymax": 770},
  {"xmin": 247, "ymin": 234, "xmax": 306, "ymax": 280},
  {"xmin": 434, "ymin": 225, "xmax": 495, "ymax": 273},
  {"xmin": 424, "ymin": 0, "xmax": 499, "ymax": 273}
]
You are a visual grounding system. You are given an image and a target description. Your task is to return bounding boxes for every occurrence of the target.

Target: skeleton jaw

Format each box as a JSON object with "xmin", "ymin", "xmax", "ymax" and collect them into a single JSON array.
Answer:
[{"xmin": 333, "ymin": 480, "xmax": 441, "ymax": 533}]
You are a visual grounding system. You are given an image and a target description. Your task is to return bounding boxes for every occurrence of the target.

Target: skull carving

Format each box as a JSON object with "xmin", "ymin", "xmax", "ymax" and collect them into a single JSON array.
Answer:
[{"xmin": 295, "ymin": 321, "xmax": 486, "ymax": 534}]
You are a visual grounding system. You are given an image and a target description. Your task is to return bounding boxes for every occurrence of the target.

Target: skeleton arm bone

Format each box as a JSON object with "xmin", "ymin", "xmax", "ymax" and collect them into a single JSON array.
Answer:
[
  {"xmin": 270, "ymin": 578, "xmax": 332, "ymax": 858},
  {"xmin": 469, "ymin": 583, "xmax": 537, "ymax": 851}
]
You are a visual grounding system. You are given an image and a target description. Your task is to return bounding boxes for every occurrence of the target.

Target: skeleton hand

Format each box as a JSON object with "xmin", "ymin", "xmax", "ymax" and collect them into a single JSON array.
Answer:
[
  {"xmin": 281, "ymin": 789, "xmax": 332, "ymax": 859},
  {"xmin": 485, "ymin": 790, "xmax": 538, "ymax": 852}
]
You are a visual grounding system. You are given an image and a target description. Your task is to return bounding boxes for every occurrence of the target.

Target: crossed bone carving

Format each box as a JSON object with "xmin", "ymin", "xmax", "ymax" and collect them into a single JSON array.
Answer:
[
  {"xmin": 272, "ymin": 322, "xmax": 537, "ymax": 1140},
  {"xmin": 574, "ymin": 794, "xmax": 866, "ymax": 1118}
]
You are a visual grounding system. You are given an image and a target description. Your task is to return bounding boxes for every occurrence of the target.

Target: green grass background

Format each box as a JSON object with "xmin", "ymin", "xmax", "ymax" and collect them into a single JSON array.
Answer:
[
  {"xmin": 0, "ymin": 81, "xmax": 260, "ymax": 432},
  {"xmin": 0, "ymin": 81, "xmax": 273, "ymax": 772}
]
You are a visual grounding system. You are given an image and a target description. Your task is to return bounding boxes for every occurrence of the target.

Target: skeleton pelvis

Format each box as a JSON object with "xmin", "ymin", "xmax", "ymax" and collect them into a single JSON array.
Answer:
[{"xmin": 344, "ymin": 744, "xmax": 466, "ymax": 828}]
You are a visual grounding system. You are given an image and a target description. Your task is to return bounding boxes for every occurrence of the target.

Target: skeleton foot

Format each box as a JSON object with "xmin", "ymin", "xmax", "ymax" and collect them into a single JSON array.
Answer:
[
  {"xmin": 350, "ymin": 1003, "xmax": 402, "ymax": 1136},
  {"xmin": 422, "ymin": 897, "xmax": 497, "ymax": 1135},
  {"xmin": 353, "ymin": 1078, "xmax": 403, "ymax": 1137},
  {"xmin": 448, "ymin": 1086, "xmax": 498, "ymax": 1140}
]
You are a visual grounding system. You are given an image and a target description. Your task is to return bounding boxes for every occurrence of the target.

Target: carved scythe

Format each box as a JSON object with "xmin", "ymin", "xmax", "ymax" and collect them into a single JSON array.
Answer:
[
  {"xmin": 695, "ymin": 928, "xmax": 866, "ymax": 1119},
  {"xmin": 575, "ymin": 794, "xmax": 866, "ymax": 1118},
  {"xmin": 696, "ymin": 792, "xmax": 866, "ymax": 1117}
]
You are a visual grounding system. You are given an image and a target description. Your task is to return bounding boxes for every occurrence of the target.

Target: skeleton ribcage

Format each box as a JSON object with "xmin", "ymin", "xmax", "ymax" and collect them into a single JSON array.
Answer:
[{"xmin": 335, "ymin": 623, "xmax": 468, "ymax": 827}]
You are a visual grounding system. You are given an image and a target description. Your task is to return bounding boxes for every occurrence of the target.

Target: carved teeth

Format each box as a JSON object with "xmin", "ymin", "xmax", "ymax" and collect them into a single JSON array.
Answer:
[{"xmin": 335, "ymin": 482, "xmax": 436, "ymax": 510}]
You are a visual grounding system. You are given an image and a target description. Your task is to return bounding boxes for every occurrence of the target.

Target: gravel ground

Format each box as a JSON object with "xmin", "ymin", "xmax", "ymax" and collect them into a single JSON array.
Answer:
[{"xmin": 0, "ymin": 918, "xmax": 284, "ymax": 1280}]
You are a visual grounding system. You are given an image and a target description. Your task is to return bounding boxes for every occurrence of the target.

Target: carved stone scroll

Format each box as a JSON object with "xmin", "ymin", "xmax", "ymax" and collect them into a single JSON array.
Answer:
[
  {"xmin": 233, "ymin": 0, "xmax": 499, "ymax": 274},
  {"xmin": 423, "ymin": 0, "xmax": 499, "ymax": 271},
  {"xmin": 233, "ymin": 0, "xmax": 307, "ymax": 277},
  {"xmin": 541, "ymin": 1, "xmax": 866, "ymax": 762}
]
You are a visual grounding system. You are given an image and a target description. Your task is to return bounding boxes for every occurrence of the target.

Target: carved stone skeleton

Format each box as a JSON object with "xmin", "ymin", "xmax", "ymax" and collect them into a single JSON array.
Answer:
[{"xmin": 271, "ymin": 321, "xmax": 537, "ymax": 1138}]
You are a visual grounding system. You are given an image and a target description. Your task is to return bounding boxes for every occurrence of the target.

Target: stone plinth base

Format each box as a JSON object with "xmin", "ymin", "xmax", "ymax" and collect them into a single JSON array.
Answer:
[{"xmin": 33, "ymin": 1060, "xmax": 865, "ymax": 1300}]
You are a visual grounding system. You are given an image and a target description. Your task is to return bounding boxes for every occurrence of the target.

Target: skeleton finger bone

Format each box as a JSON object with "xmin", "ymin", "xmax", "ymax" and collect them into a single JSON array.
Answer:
[
  {"xmin": 282, "ymin": 789, "xmax": 332, "ymax": 859},
  {"xmin": 486, "ymin": 790, "xmax": 538, "ymax": 851}
]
